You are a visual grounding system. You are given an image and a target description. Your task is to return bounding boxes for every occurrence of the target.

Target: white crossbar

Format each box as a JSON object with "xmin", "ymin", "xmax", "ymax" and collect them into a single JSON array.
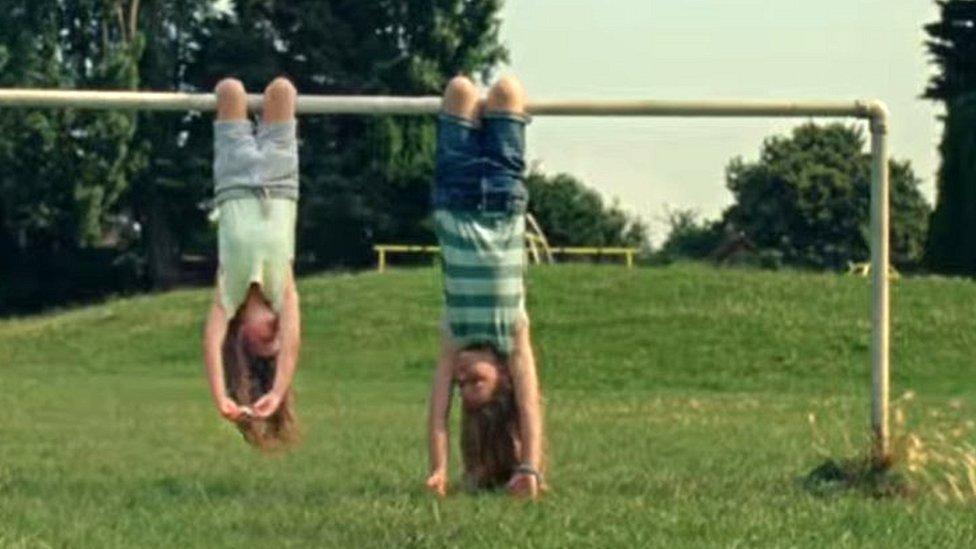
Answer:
[{"xmin": 0, "ymin": 88, "xmax": 881, "ymax": 118}]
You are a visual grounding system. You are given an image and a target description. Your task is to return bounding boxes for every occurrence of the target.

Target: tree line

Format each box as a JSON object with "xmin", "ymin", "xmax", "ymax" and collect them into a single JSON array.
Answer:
[
  {"xmin": 662, "ymin": 1, "xmax": 976, "ymax": 272},
  {"xmin": 2, "ymin": 1, "xmax": 975, "ymax": 313}
]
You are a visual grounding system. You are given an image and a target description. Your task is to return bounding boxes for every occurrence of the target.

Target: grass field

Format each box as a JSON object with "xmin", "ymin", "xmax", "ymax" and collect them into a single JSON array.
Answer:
[{"xmin": 2, "ymin": 263, "xmax": 976, "ymax": 547}]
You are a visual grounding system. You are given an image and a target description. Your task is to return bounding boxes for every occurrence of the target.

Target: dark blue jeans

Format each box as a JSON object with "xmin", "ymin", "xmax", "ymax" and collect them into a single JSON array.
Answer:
[{"xmin": 432, "ymin": 111, "xmax": 529, "ymax": 214}]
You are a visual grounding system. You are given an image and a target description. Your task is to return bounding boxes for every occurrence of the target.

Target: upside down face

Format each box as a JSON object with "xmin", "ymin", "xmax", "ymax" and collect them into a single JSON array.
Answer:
[
  {"xmin": 239, "ymin": 288, "xmax": 281, "ymax": 358},
  {"xmin": 455, "ymin": 347, "xmax": 508, "ymax": 410}
]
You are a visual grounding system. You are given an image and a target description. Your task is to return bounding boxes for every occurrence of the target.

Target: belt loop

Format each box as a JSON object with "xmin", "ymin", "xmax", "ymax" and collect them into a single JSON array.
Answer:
[
  {"xmin": 260, "ymin": 186, "xmax": 271, "ymax": 217},
  {"xmin": 479, "ymin": 177, "xmax": 487, "ymax": 212}
]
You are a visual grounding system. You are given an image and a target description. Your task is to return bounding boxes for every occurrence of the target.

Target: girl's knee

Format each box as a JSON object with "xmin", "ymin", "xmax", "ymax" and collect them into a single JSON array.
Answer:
[
  {"xmin": 215, "ymin": 78, "xmax": 246, "ymax": 101},
  {"xmin": 264, "ymin": 77, "xmax": 297, "ymax": 101},
  {"xmin": 215, "ymin": 78, "xmax": 248, "ymax": 120},
  {"xmin": 442, "ymin": 75, "xmax": 481, "ymax": 119},
  {"xmin": 487, "ymin": 75, "xmax": 526, "ymax": 113},
  {"xmin": 262, "ymin": 77, "xmax": 297, "ymax": 122},
  {"xmin": 444, "ymin": 75, "xmax": 478, "ymax": 100}
]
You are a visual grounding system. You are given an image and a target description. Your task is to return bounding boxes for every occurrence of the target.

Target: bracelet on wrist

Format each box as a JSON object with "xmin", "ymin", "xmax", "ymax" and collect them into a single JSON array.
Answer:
[{"xmin": 514, "ymin": 464, "xmax": 543, "ymax": 485}]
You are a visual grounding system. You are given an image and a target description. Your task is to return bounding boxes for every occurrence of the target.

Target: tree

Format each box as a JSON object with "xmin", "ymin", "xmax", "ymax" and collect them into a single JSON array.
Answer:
[
  {"xmin": 923, "ymin": 1, "xmax": 976, "ymax": 274},
  {"xmin": 525, "ymin": 171, "xmax": 648, "ymax": 248},
  {"xmin": 0, "ymin": 1, "xmax": 145, "ymax": 311},
  {"xmin": 719, "ymin": 124, "xmax": 929, "ymax": 270},
  {"xmin": 925, "ymin": 95, "xmax": 976, "ymax": 273},
  {"xmin": 127, "ymin": 0, "xmax": 223, "ymax": 288},
  {"xmin": 924, "ymin": 1, "xmax": 976, "ymax": 103},
  {"xmin": 0, "ymin": 0, "xmax": 142, "ymax": 250},
  {"xmin": 657, "ymin": 208, "xmax": 722, "ymax": 261}
]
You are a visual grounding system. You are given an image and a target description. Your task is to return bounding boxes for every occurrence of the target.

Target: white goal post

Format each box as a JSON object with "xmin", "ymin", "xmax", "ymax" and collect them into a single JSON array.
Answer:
[{"xmin": 0, "ymin": 88, "xmax": 892, "ymax": 463}]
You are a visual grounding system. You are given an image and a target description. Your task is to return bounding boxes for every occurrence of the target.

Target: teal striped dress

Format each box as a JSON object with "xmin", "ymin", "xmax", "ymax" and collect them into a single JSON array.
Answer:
[{"xmin": 434, "ymin": 209, "xmax": 526, "ymax": 355}]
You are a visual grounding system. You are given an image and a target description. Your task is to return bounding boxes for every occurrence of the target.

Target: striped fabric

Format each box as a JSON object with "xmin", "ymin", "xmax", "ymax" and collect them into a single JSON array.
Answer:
[{"xmin": 434, "ymin": 209, "xmax": 526, "ymax": 355}]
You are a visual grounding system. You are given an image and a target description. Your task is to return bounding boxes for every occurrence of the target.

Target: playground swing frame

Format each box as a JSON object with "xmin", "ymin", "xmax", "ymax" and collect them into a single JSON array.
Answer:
[{"xmin": 0, "ymin": 88, "xmax": 893, "ymax": 463}]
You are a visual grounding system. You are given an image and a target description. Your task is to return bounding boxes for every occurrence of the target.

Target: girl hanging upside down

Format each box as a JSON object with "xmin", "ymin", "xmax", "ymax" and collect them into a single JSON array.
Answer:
[
  {"xmin": 426, "ymin": 75, "xmax": 546, "ymax": 499},
  {"xmin": 201, "ymin": 77, "xmax": 301, "ymax": 450}
]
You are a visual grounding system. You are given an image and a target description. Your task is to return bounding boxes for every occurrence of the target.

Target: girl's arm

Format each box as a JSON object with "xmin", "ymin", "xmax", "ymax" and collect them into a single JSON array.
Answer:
[
  {"xmin": 426, "ymin": 334, "xmax": 456, "ymax": 497},
  {"xmin": 508, "ymin": 318, "xmax": 544, "ymax": 497},
  {"xmin": 203, "ymin": 292, "xmax": 242, "ymax": 421},
  {"xmin": 254, "ymin": 270, "xmax": 301, "ymax": 418}
]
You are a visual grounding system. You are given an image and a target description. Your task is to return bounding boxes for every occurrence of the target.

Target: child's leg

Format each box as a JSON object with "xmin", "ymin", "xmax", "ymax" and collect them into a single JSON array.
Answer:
[
  {"xmin": 483, "ymin": 75, "xmax": 527, "ymax": 171},
  {"xmin": 213, "ymin": 78, "xmax": 262, "ymax": 198},
  {"xmin": 255, "ymin": 77, "xmax": 299, "ymax": 188},
  {"xmin": 486, "ymin": 75, "xmax": 526, "ymax": 115},
  {"xmin": 216, "ymin": 77, "xmax": 248, "ymax": 121},
  {"xmin": 443, "ymin": 75, "xmax": 482, "ymax": 121},
  {"xmin": 261, "ymin": 77, "xmax": 297, "ymax": 124},
  {"xmin": 481, "ymin": 76, "xmax": 529, "ymax": 211},
  {"xmin": 434, "ymin": 77, "xmax": 485, "ymax": 207}
]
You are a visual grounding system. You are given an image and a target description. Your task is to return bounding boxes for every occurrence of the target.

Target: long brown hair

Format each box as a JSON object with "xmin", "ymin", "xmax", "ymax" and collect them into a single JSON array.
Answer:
[
  {"xmin": 459, "ymin": 345, "xmax": 545, "ymax": 490},
  {"xmin": 223, "ymin": 315, "xmax": 299, "ymax": 451}
]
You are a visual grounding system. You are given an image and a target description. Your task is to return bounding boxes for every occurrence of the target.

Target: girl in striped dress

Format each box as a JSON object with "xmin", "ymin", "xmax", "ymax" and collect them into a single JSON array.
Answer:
[
  {"xmin": 426, "ymin": 75, "xmax": 546, "ymax": 498},
  {"xmin": 201, "ymin": 77, "xmax": 301, "ymax": 450}
]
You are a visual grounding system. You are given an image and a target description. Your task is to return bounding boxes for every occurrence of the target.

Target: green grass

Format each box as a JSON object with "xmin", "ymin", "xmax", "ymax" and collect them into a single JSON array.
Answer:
[{"xmin": 2, "ymin": 263, "xmax": 976, "ymax": 547}]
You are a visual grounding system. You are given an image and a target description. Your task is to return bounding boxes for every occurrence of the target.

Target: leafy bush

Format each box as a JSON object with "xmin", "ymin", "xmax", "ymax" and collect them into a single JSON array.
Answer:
[
  {"xmin": 526, "ymin": 171, "xmax": 648, "ymax": 248},
  {"xmin": 657, "ymin": 208, "xmax": 723, "ymax": 261},
  {"xmin": 720, "ymin": 123, "xmax": 929, "ymax": 270}
]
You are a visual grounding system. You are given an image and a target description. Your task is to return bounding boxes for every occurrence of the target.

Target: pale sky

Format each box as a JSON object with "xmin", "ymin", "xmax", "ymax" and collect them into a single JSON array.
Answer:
[{"xmin": 499, "ymin": 0, "xmax": 943, "ymax": 243}]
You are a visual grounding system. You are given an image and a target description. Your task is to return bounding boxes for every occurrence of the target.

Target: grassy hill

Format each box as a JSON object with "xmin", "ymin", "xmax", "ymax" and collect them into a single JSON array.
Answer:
[{"xmin": 1, "ymin": 263, "xmax": 976, "ymax": 547}]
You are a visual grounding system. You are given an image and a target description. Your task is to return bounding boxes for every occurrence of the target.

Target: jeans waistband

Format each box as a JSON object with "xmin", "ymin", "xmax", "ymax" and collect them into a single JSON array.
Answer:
[{"xmin": 432, "ymin": 187, "xmax": 527, "ymax": 214}]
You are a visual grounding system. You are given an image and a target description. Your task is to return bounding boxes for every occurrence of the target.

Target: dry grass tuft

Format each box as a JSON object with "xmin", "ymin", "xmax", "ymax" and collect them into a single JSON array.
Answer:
[{"xmin": 805, "ymin": 390, "xmax": 976, "ymax": 502}]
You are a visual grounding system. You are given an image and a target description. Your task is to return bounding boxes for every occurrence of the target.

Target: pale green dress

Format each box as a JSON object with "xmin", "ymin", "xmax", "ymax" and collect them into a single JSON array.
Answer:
[{"xmin": 213, "ymin": 119, "xmax": 298, "ymax": 314}]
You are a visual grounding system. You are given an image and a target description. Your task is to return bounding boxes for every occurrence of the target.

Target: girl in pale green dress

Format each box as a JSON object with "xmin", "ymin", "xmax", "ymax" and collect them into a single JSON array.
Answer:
[{"xmin": 202, "ymin": 77, "xmax": 301, "ymax": 450}]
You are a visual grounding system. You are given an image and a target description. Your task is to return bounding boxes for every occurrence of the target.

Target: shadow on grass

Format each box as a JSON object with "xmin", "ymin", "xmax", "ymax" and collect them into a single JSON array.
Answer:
[{"xmin": 149, "ymin": 476, "xmax": 246, "ymax": 499}]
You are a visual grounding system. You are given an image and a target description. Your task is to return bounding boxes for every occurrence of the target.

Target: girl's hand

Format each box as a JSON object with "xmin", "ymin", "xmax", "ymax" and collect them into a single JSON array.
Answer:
[
  {"xmin": 425, "ymin": 469, "xmax": 448, "ymax": 497},
  {"xmin": 217, "ymin": 396, "xmax": 244, "ymax": 422},
  {"xmin": 507, "ymin": 472, "xmax": 540, "ymax": 500},
  {"xmin": 252, "ymin": 390, "xmax": 283, "ymax": 418}
]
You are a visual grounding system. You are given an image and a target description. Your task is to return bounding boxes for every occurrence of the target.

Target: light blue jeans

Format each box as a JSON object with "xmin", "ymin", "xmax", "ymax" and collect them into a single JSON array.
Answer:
[{"xmin": 213, "ymin": 119, "xmax": 299, "ymax": 204}]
